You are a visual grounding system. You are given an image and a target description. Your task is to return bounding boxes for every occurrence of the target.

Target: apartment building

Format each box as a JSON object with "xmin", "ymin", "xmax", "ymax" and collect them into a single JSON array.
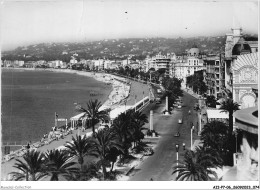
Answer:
[{"xmin": 204, "ymin": 54, "xmax": 225, "ymax": 98}]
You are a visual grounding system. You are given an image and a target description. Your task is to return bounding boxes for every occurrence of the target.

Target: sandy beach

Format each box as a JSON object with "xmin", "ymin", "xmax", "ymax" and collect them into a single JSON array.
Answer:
[{"xmin": 1, "ymin": 68, "xmax": 151, "ymax": 180}]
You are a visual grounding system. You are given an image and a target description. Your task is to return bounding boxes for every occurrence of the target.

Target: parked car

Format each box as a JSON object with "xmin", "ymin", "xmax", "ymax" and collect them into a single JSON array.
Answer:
[
  {"xmin": 177, "ymin": 104, "xmax": 182, "ymax": 108},
  {"xmin": 174, "ymin": 132, "xmax": 180, "ymax": 137},
  {"xmin": 155, "ymin": 98, "xmax": 161, "ymax": 104},
  {"xmin": 178, "ymin": 118, "xmax": 183, "ymax": 124}
]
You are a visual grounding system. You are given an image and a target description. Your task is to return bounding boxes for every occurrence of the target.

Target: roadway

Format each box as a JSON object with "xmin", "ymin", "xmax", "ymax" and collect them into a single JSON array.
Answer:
[{"xmin": 129, "ymin": 90, "xmax": 200, "ymax": 181}]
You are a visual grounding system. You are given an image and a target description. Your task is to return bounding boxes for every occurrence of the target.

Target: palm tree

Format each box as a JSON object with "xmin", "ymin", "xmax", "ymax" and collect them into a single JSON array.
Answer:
[
  {"xmin": 220, "ymin": 98, "xmax": 240, "ymax": 137},
  {"xmin": 45, "ymin": 149, "xmax": 78, "ymax": 181},
  {"xmin": 9, "ymin": 149, "xmax": 47, "ymax": 181},
  {"xmin": 129, "ymin": 110, "xmax": 148, "ymax": 146},
  {"xmin": 111, "ymin": 111, "xmax": 134, "ymax": 156},
  {"xmin": 65, "ymin": 134, "xmax": 98, "ymax": 179},
  {"xmin": 172, "ymin": 148, "xmax": 220, "ymax": 181},
  {"xmin": 200, "ymin": 121, "xmax": 229, "ymax": 156},
  {"xmin": 75, "ymin": 99, "xmax": 109, "ymax": 136},
  {"xmin": 93, "ymin": 128, "xmax": 123, "ymax": 180}
]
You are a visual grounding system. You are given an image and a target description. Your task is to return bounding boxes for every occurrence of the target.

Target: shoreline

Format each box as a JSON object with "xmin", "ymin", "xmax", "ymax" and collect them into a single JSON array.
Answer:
[
  {"xmin": 1, "ymin": 68, "xmax": 152, "ymax": 181},
  {"xmin": 1, "ymin": 68, "xmax": 131, "ymax": 160}
]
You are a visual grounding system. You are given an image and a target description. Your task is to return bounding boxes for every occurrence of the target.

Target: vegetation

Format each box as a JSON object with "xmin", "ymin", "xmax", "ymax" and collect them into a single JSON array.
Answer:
[
  {"xmin": 220, "ymin": 98, "xmax": 240, "ymax": 137},
  {"xmin": 200, "ymin": 121, "xmax": 229, "ymax": 166},
  {"xmin": 2, "ymin": 36, "xmax": 228, "ymax": 62},
  {"xmin": 75, "ymin": 99, "xmax": 109, "ymax": 136},
  {"xmin": 10, "ymin": 150, "xmax": 47, "ymax": 181},
  {"xmin": 186, "ymin": 70, "xmax": 207, "ymax": 95},
  {"xmin": 44, "ymin": 149, "xmax": 78, "ymax": 181},
  {"xmin": 173, "ymin": 147, "xmax": 220, "ymax": 181},
  {"xmin": 206, "ymin": 95, "xmax": 217, "ymax": 107},
  {"xmin": 65, "ymin": 134, "xmax": 98, "ymax": 179},
  {"xmin": 93, "ymin": 128, "xmax": 123, "ymax": 180},
  {"xmin": 162, "ymin": 77, "xmax": 183, "ymax": 108}
]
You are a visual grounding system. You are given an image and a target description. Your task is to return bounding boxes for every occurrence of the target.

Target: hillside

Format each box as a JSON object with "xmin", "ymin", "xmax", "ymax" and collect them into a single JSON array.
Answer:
[{"xmin": 1, "ymin": 34, "xmax": 257, "ymax": 62}]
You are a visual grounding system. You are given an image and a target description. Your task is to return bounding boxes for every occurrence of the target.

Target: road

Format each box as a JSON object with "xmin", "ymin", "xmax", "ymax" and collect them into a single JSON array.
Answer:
[{"xmin": 129, "ymin": 91, "xmax": 200, "ymax": 181}]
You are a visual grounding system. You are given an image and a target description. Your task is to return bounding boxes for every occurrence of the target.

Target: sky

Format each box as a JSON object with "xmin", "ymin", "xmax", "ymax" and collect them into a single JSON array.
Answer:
[{"xmin": 0, "ymin": 0, "xmax": 258, "ymax": 51}]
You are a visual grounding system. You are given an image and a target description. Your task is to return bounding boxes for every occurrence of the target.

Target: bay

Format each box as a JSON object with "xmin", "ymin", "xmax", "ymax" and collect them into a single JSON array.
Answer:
[{"xmin": 1, "ymin": 69, "xmax": 112, "ymax": 145}]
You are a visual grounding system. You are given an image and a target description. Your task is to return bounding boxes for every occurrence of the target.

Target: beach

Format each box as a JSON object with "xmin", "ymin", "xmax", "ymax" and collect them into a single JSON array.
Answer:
[{"xmin": 1, "ymin": 68, "xmax": 151, "ymax": 180}]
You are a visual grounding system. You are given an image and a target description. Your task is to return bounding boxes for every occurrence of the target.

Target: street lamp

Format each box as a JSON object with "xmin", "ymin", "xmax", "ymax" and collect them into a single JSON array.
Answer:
[
  {"xmin": 190, "ymin": 122, "xmax": 194, "ymax": 150},
  {"xmin": 26, "ymin": 143, "xmax": 30, "ymax": 181},
  {"xmin": 175, "ymin": 144, "xmax": 179, "ymax": 179},
  {"xmin": 182, "ymin": 143, "xmax": 186, "ymax": 151}
]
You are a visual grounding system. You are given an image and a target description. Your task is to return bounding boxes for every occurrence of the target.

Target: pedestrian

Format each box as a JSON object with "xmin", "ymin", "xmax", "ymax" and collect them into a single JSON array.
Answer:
[{"xmin": 150, "ymin": 178, "xmax": 153, "ymax": 181}]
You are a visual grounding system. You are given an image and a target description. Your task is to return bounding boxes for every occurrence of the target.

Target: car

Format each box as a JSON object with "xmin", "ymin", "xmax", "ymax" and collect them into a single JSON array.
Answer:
[
  {"xmin": 178, "ymin": 118, "xmax": 183, "ymax": 124},
  {"xmin": 155, "ymin": 98, "xmax": 161, "ymax": 104},
  {"xmin": 174, "ymin": 132, "xmax": 180, "ymax": 137},
  {"xmin": 177, "ymin": 104, "xmax": 182, "ymax": 108}
]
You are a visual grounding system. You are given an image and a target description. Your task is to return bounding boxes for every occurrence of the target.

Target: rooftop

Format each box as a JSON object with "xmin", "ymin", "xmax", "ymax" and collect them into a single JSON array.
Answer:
[{"xmin": 234, "ymin": 106, "xmax": 258, "ymax": 134}]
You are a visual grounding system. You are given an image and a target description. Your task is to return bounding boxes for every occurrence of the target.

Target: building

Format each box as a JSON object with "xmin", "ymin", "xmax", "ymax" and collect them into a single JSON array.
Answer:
[
  {"xmin": 224, "ymin": 28, "xmax": 258, "ymax": 98},
  {"xmin": 204, "ymin": 54, "xmax": 225, "ymax": 98},
  {"xmin": 144, "ymin": 52, "xmax": 176, "ymax": 77},
  {"xmin": 232, "ymin": 52, "xmax": 258, "ymax": 109},
  {"xmin": 175, "ymin": 45, "xmax": 205, "ymax": 85}
]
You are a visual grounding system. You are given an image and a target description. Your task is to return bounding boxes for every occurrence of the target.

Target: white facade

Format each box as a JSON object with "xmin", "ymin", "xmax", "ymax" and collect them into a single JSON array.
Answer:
[
  {"xmin": 175, "ymin": 57, "xmax": 205, "ymax": 83},
  {"xmin": 144, "ymin": 52, "xmax": 176, "ymax": 75},
  {"xmin": 232, "ymin": 52, "xmax": 258, "ymax": 109},
  {"xmin": 70, "ymin": 59, "xmax": 78, "ymax": 64}
]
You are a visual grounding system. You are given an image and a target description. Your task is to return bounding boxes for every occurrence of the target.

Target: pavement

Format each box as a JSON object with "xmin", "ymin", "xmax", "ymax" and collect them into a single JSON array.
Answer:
[{"xmin": 128, "ymin": 90, "xmax": 201, "ymax": 181}]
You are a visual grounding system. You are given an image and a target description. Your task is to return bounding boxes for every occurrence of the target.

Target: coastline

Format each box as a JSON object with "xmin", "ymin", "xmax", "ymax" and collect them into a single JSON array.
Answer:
[
  {"xmin": 1, "ymin": 68, "xmax": 152, "ymax": 181},
  {"xmin": 1, "ymin": 68, "xmax": 130, "ymax": 160}
]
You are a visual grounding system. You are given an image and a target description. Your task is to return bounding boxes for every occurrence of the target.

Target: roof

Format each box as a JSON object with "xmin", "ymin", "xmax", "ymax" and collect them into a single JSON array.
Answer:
[
  {"xmin": 234, "ymin": 106, "xmax": 258, "ymax": 134},
  {"xmin": 70, "ymin": 112, "xmax": 86, "ymax": 120},
  {"xmin": 233, "ymin": 52, "xmax": 258, "ymax": 71},
  {"xmin": 109, "ymin": 105, "xmax": 133, "ymax": 120},
  {"xmin": 206, "ymin": 109, "xmax": 229, "ymax": 119}
]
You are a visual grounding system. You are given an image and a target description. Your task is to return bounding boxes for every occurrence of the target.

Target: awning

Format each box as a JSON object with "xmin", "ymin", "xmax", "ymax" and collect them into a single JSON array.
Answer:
[
  {"xmin": 70, "ymin": 112, "xmax": 86, "ymax": 121},
  {"xmin": 206, "ymin": 109, "xmax": 229, "ymax": 119},
  {"xmin": 109, "ymin": 105, "xmax": 133, "ymax": 120}
]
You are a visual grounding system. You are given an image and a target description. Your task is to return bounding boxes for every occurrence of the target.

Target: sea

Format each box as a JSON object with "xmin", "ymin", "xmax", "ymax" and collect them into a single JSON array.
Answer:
[{"xmin": 1, "ymin": 69, "xmax": 112, "ymax": 147}]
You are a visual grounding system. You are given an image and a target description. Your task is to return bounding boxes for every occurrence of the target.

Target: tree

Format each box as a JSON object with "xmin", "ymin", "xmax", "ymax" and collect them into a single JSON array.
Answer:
[
  {"xmin": 75, "ymin": 99, "xmax": 109, "ymax": 136},
  {"xmin": 200, "ymin": 121, "xmax": 229, "ymax": 165},
  {"xmin": 129, "ymin": 110, "xmax": 148, "ymax": 146},
  {"xmin": 186, "ymin": 70, "xmax": 207, "ymax": 95},
  {"xmin": 65, "ymin": 134, "xmax": 98, "ymax": 179},
  {"xmin": 220, "ymin": 98, "xmax": 240, "ymax": 137},
  {"xmin": 93, "ymin": 128, "xmax": 123, "ymax": 180},
  {"xmin": 111, "ymin": 111, "xmax": 134, "ymax": 156},
  {"xmin": 45, "ymin": 149, "xmax": 78, "ymax": 181},
  {"xmin": 172, "ymin": 148, "xmax": 219, "ymax": 181},
  {"xmin": 162, "ymin": 77, "xmax": 183, "ymax": 107},
  {"xmin": 10, "ymin": 150, "xmax": 47, "ymax": 181},
  {"xmin": 206, "ymin": 95, "xmax": 217, "ymax": 107}
]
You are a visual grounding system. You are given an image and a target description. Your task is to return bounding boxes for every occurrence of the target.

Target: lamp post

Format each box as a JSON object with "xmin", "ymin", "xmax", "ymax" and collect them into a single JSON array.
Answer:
[
  {"xmin": 26, "ymin": 143, "xmax": 30, "ymax": 181},
  {"xmin": 175, "ymin": 144, "xmax": 179, "ymax": 179},
  {"xmin": 135, "ymin": 95, "xmax": 137, "ymax": 112},
  {"xmin": 190, "ymin": 122, "xmax": 194, "ymax": 150}
]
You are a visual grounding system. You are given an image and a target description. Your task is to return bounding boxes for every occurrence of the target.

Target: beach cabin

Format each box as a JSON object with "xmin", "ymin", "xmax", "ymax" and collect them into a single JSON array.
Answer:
[{"xmin": 70, "ymin": 112, "xmax": 87, "ymax": 129}]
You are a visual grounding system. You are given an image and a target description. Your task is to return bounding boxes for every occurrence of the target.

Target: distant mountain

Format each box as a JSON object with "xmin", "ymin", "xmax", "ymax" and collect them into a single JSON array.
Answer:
[{"xmin": 1, "ymin": 35, "xmax": 256, "ymax": 62}]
